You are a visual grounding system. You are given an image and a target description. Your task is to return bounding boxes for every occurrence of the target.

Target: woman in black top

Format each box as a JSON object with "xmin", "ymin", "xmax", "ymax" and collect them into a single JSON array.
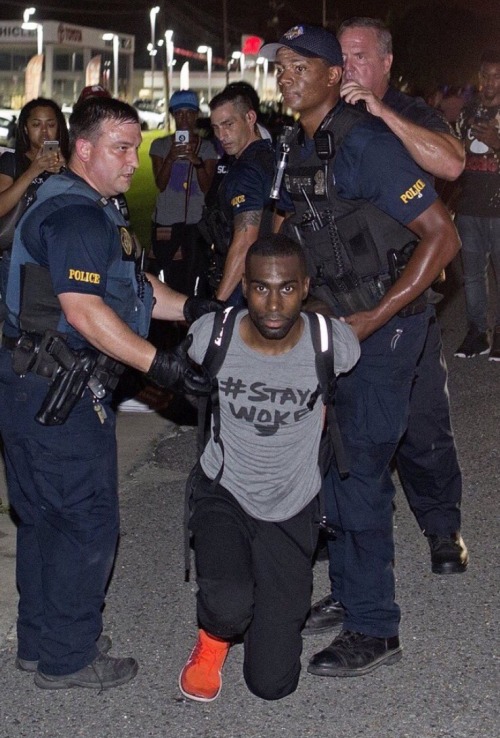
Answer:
[{"xmin": 0, "ymin": 98, "xmax": 69, "ymax": 314}]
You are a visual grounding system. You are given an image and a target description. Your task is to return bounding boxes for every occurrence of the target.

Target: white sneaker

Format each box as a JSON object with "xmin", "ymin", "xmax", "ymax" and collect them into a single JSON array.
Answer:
[{"xmin": 117, "ymin": 397, "xmax": 155, "ymax": 413}]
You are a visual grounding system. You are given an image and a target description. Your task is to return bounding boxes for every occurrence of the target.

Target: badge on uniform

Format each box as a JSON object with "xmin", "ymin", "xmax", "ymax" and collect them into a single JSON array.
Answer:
[{"xmin": 119, "ymin": 226, "xmax": 140, "ymax": 262}]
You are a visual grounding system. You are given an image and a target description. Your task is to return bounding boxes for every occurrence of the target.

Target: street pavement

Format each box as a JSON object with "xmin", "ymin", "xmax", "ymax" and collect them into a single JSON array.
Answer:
[{"xmin": 0, "ymin": 261, "xmax": 498, "ymax": 738}]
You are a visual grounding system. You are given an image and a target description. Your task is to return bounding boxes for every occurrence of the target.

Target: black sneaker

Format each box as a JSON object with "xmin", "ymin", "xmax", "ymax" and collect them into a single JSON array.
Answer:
[
  {"xmin": 16, "ymin": 633, "xmax": 112, "ymax": 673},
  {"xmin": 302, "ymin": 594, "xmax": 345, "ymax": 636},
  {"xmin": 34, "ymin": 651, "xmax": 138, "ymax": 690},
  {"xmin": 454, "ymin": 326, "xmax": 489, "ymax": 358},
  {"xmin": 428, "ymin": 533, "xmax": 469, "ymax": 574},
  {"xmin": 307, "ymin": 630, "xmax": 402, "ymax": 677},
  {"xmin": 489, "ymin": 326, "xmax": 500, "ymax": 362}
]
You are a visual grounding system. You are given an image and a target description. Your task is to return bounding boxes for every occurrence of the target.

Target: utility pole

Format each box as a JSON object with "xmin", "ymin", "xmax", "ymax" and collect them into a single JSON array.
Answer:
[{"xmin": 223, "ymin": 0, "xmax": 229, "ymax": 86}]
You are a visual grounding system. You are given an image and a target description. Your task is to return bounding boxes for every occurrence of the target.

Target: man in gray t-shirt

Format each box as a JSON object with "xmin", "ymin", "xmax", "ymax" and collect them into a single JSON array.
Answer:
[{"xmin": 179, "ymin": 234, "xmax": 360, "ymax": 703}]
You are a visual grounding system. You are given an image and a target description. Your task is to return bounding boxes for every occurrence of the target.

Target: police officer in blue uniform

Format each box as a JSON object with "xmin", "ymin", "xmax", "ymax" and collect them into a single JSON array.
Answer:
[
  {"xmin": 0, "ymin": 98, "xmax": 212, "ymax": 690},
  {"xmin": 260, "ymin": 25, "xmax": 461, "ymax": 677},
  {"xmin": 338, "ymin": 16, "xmax": 467, "ymax": 572},
  {"xmin": 301, "ymin": 17, "xmax": 469, "ymax": 639},
  {"xmin": 205, "ymin": 87, "xmax": 276, "ymax": 305}
]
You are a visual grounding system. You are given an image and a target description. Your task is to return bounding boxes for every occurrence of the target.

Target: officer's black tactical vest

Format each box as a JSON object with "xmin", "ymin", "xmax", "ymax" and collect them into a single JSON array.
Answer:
[
  {"xmin": 204, "ymin": 140, "xmax": 276, "ymax": 260},
  {"xmin": 283, "ymin": 103, "xmax": 418, "ymax": 316},
  {"xmin": 6, "ymin": 173, "xmax": 153, "ymax": 345}
]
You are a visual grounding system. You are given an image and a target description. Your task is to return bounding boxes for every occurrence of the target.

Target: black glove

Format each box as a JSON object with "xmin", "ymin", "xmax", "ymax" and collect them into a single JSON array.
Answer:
[
  {"xmin": 183, "ymin": 296, "xmax": 225, "ymax": 324},
  {"xmin": 145, "ymin": 335, "xmax": 210, "ymax": 396}
]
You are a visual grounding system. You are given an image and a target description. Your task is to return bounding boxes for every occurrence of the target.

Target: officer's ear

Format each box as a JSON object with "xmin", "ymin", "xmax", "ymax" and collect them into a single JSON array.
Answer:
[
  {"xmin": 327, "ymin": 65, "xmax": 343, "ymax": 88},
  {"xmin": 74, "ymin": 137, "xmax": 93, "ymax": 162},
  {"xmin": 383, "ymin": 53, "xmax": 393, "ymax": 76},
  {"xmin": 246, "ymin": 109, "xmax": 257, "ymax": 128},
  {"xmin": 302, "ymin": 275, "xmax": 310, "ymax": 300}
]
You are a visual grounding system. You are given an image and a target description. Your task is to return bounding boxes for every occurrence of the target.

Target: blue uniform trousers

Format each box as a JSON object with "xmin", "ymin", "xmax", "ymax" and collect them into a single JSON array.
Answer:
[
  {"xmin": 0, "ymin": 349, "xmax": 119, "ymax": 676},
  {"xmin": 325, "ymin": 309, "xmax": 430, "ymax": 637},
  {"xmin": 396, "ymin": 314, "xmax": 462, "ymax": 535}
]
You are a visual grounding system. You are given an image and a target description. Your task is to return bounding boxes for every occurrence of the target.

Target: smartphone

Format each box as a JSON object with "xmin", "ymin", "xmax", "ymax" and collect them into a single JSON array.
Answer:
[
  {"xmin": 175, "ymin": 130, "xmax": 189, "ymax": 144},
  {"xmin": 42, "ymin": 140, "xmax": 59, "ymax": 154}
]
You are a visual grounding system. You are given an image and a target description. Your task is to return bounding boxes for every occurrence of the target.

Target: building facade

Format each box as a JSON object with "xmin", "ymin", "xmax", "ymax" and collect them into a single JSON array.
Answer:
[{"xmin": 0, "ymin": 20, "xmax": 134, "ymax": 109}]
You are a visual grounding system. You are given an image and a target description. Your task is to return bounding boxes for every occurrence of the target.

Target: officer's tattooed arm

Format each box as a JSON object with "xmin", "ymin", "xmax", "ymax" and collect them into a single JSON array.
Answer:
[{"xmin": 215, "ymin": 209, "xmax": 262, "ymax": 301}]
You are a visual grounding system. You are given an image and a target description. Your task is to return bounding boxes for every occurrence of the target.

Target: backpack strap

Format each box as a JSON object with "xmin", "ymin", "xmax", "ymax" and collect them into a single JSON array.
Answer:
[
  {"xmin": 196, "ymin": 305, "xmax": 238, "ymax": 458},
  {"xmin": 184, "ymin": 306, "xmax": 240, "ymax": 580},
  {"xmin": 305, "ymin": 312, "xmax": 349, "ymax": 479}
]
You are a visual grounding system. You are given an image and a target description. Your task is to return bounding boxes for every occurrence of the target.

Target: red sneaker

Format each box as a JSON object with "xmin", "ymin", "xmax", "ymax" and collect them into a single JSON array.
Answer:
[{"xmin": 179, "ymin": 629, "xmax": 230, "ymax": 702}]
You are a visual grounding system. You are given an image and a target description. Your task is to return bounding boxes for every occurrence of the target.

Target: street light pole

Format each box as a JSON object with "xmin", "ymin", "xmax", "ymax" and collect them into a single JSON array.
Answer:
[
  {"xmin": 112, "ymin": 35, "xmax": 119, "ymax": 98},
  {"xmin": 22, "ymin": 7, "xmax": 43, "ymax": 56},
  {"xmin": 163, "ymin": 30, "xmax": 174, "ymax": 130},
  {"xmin": 103, "ymin": 34, "xmax": 119, "ymax": 98},
  {"xmin": 207, "ymin": 46, "xmax": 212, "ymax": 102},
  {"xmin": 150, "ymin": 6, "xmax": 160, "ymax": 104},
  {"xmin": 223, "ymin": 0, "xmax": 229, "ymax": 85},
  {"xmin": 197, "ymin": 45, "xmax": 212, "ymax": 103}
]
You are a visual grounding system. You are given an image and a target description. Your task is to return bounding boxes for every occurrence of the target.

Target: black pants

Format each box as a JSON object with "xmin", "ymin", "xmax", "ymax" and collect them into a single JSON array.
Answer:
[
  {"xmin": 151, "ymin": 223, "xmax": 210, "ymax": 297},
  {"xmin": 188, "ymin": 466, "xmax": 318, "ymax": 701}
]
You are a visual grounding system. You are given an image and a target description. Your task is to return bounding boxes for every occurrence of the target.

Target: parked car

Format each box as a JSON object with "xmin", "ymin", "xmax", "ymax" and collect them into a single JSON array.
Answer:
[{"xmin": 132, "ymin": 99, "xmax": 164, "ymax": 130}]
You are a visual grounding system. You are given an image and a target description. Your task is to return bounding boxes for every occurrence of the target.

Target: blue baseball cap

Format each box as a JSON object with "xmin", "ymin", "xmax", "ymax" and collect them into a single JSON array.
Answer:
[
  {"xmin": 169, "ymin": 89, "xmax": 199, "ymax": 113},
  {"xmin": 259, "ymin": 25, "xmax": 343, "ymax": 67}
]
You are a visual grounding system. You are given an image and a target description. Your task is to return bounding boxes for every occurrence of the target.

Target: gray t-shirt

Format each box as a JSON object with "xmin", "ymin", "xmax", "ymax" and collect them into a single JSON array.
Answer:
[
  {"xmin": 149, "ymin": 136, "xmax": 217, "ymax": 225},
  {"xmin": 189, "ymin": 311, "xmax": 360, "ymax": 522}
]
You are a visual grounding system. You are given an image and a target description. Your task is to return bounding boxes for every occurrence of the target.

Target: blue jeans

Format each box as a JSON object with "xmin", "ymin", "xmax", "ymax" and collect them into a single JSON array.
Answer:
[{"xmin": 455, "ymin": 214, "xmax": 500, "ymax": 332}]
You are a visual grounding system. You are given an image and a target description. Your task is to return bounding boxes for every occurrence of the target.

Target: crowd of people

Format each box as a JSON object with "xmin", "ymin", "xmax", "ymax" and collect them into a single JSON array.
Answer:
[{"xmin": 0, "ymin": 14, "xmax": 498, "ymax": 704}]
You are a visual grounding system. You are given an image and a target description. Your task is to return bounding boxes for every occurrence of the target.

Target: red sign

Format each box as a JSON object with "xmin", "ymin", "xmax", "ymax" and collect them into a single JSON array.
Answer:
[{"xmin": 241, "ymin": 35, "xmax": 264, "ymax": 56}]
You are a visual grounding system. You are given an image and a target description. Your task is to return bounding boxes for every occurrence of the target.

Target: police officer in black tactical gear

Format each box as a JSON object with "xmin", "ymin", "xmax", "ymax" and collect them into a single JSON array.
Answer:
[
  {"xmin": 204, "ymin": 86, "xmax": 275, "ymax": 305},
  {"xmin": 260, "ymin": 25, "xmax": 461, "ymax": 679},
  {"xmin": 0, "ymin": 98, "xmax": 215, "ymax": 691}
]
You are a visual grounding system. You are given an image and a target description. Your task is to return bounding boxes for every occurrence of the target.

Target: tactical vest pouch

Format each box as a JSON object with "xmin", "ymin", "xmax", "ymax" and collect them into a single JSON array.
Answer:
[
  {"xmin": 332, "ymin": 204, "xmax": 386, "ymax": 278},
  {"xmin": 11, "ymin": 330, "xmax": 64, "ymax": 379},
  {"xmin": 11, "ymin": 333, "xmax": 40, "ymax": 376},
  {"xmin": 198, "ymin": 205, "xmax": 231, "ymax": 293},
  {"xmin": 199, "ymin": 204, "xmax": 231, "ymax": 256},
  {"xmin": 19, "ymin": 263, "xmax": 61, "ymax": 334},
  {"xmin": 290, "ymin": 212, "xmax": 387, "ymax": 314}
]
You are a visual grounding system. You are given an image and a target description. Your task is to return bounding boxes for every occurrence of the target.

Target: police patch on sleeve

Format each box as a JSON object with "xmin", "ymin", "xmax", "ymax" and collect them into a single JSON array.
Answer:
[
  {"xmin": 67, "ymin": 269, "xmax": 101, "ymax": 285},
  {"xmin": 231, "ymin": 194, "xmax": 246, "ymax": 208},
  {"xmin": 400, "ymin": 179, "xmax": 426, "ymax": 204}
]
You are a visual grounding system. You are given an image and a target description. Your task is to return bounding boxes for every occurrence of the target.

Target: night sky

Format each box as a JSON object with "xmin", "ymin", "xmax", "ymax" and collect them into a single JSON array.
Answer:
[{"xmin": 1, "ymin": 0, "xmax": 499, "ymax": 87}]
